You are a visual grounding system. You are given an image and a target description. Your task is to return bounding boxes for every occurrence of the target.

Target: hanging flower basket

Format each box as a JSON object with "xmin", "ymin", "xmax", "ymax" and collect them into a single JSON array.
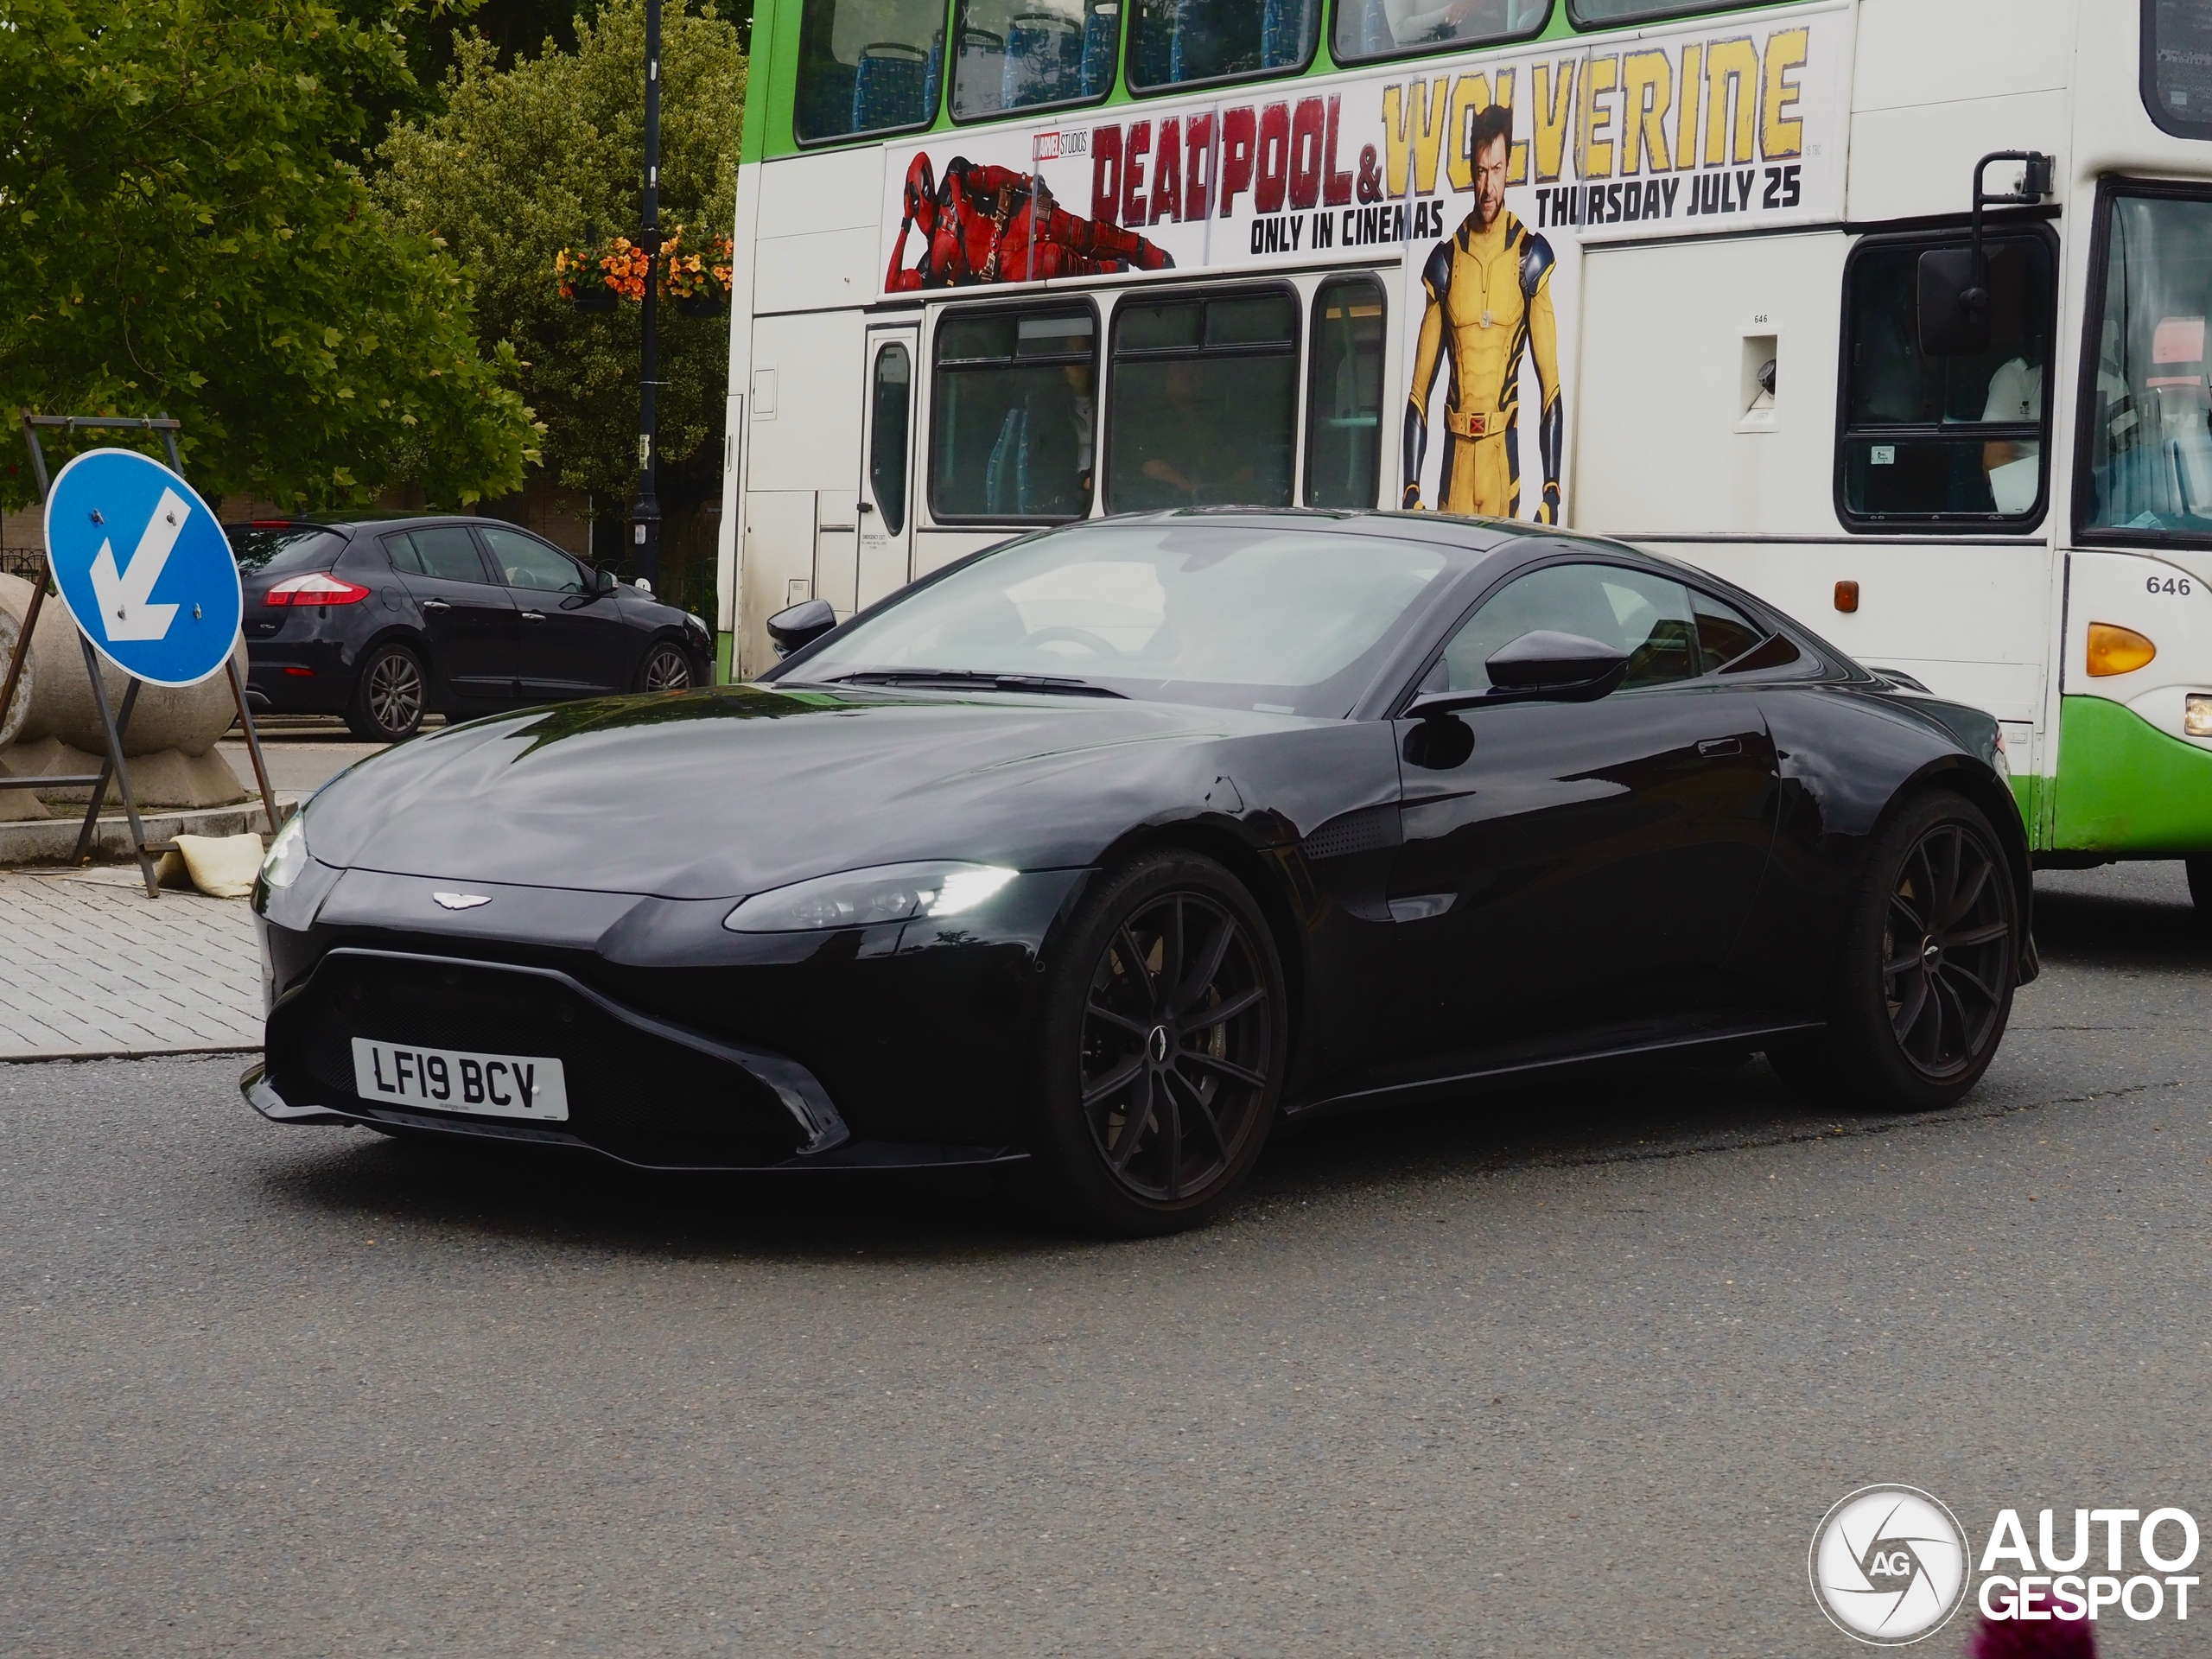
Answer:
[
  {"xmin": 555, "ymin": 245, "xmax": 617, "ymax": 311},
  {"xmin": 663, "ymin": 229, "xmax": 735, "ymax": 315}
]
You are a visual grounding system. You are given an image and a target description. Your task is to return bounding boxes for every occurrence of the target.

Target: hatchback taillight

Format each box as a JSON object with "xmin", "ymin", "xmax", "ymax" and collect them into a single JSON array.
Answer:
[{"xmin": 266, "ymin": 573, "xmax": 371, "ymax": 607}]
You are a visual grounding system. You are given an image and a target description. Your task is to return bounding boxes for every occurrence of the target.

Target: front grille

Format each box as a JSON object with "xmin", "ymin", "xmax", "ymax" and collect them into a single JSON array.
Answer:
[{"xmin": 271, "ymin": 952, "xmax": 805, "ymax": 1166}]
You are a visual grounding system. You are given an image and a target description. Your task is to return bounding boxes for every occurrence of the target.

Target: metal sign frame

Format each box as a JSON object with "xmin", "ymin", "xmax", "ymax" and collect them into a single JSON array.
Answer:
[{"xmin": 0, "ymin": 414, "xmax": 280, "ymax": 898}]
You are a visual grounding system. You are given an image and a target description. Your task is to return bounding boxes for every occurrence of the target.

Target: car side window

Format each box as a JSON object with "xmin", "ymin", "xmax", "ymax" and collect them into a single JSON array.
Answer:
[
  {"xmin": 480, "ymin": 525, "xmax": 585, "ymax": 594},
  {"xmin": 1690, "ymin": 589, "xmax": 1765, "ymax": 670},
  {"xmin": 408, "ymin": 525, "xmax": 496, "ymax": 584},
  {"xmin": 383, "ymin": 532, "xmax": 428, "ymax": 575},
  {"xmin": 1437, "ymin": 563, "xmax": 1700, "ymax": 693}
]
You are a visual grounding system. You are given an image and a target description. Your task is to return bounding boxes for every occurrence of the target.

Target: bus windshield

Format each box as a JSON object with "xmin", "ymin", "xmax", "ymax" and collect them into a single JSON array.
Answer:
[
  {"xmin": 2083, "ymin": 190, "xmax": 2212, "ymax": 537},
  {"xmin": 785, "ymin": 521, "xmax": 1452, "ymax": 715}
]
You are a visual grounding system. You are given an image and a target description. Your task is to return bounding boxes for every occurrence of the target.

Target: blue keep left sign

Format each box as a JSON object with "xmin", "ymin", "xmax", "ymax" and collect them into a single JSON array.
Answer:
[{"xmin": 42, "ymin": 448, "xmax": 243, "ymax": 688}]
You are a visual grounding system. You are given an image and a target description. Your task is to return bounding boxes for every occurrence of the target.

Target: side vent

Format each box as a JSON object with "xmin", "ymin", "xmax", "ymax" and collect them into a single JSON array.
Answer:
[{"xmin": 1299, "ymin": 804, "xmax": 1403, "ymax": 861}]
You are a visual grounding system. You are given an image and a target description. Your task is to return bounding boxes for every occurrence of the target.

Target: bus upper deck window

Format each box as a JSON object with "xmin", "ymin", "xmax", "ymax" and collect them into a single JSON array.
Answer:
[
  {"xmin": 1306, "ymin": 277, "xmax": 1385, "ymax": 508},
  {"xmin": 797, "ymin": 0, "xmax": 948, "ymax": 143},
  {"xmin": 2146, "ymin": 0, "xmax": 2212, "ymax": 138},
  {"xmin": 950, "ymin": 0, "xmax": 1118, "ymax": 118},
  {"xmin": 1334, "ymin": 0, "xmax": 1543, "ymax": 66},
  {"xmin": 1107, "ymin": 289, "xmax": 1298, "ymax": 510},
  {"xmin": 2082, "ymin": 190, "xmax": 2212, "ymax": 540},
  {"xmin": 1836, "ymin": 232, "xmax": 2055, "ymax": 529},
  {"xmin": 931, "ymin": 306, "xmax": 1099, "ymax": 523},
  {"xmin": 1128, "ymin": 0, "xmax": 1317, "ymax": 91},
  {"xmin": 1564, "ymin": 0, "xmax": 1691, "ymax": 21}
]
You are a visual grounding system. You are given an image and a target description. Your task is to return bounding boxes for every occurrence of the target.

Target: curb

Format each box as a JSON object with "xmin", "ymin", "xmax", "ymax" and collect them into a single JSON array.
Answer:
[
  {"xmin": 0, "ymin": 795, "xmax": 301, "ymax": 868},
  {"xmin": 0, "ymin": 1043, "xmax": 262, "ymax": 1065}
]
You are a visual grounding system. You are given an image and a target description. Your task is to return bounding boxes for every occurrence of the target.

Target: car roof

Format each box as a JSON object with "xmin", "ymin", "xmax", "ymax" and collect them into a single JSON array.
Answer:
[
  {"xmin": 1048, "ymin": 506, "xmax": 1637, "ymax": 563},
  {"xmin": 217, "ymin": 514, "xmax": 540, "ymax": 536}
]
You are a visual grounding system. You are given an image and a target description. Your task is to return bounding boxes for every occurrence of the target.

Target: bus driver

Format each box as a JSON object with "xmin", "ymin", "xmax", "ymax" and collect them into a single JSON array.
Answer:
[{"xmin": 1402, "ymin": 105, "xmax": 1564, "ymax": 523}]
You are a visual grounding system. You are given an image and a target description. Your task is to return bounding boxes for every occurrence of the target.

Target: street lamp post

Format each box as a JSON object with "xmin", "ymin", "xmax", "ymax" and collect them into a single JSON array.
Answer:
[{"xmin": 630, "ymin": 0, "xmax": 664, "ymax": 588}]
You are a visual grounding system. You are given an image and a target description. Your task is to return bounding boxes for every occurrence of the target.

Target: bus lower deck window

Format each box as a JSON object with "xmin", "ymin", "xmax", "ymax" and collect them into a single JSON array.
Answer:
[
  {"xmin": 931, "ymin": 307, "xmax": 1099, "ymax": 522},
  {"xmin": 797, "ymin": 0, "xmax": 948, "ymax": 142},
  {"xmin": 1108, "ymin": 291, "xmax": 1298, "ymax": 512},
  {"xmin": 1128, "ymin": 0, "xmax": 1318, "ymax": 90},
  {"xmin": 1306, "ymin": 277, "xmax": 1385, "ymax": 509},
  {"xmin": 1836, "ymin": 233, "xmax": 2054, "ymax": 526}
]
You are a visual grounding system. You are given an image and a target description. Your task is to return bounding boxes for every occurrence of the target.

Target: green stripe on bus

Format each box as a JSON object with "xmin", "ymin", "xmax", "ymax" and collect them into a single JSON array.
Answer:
[{"xmin": 2055, "ymin": 694, "xmax": 2212, "ymax": 854}]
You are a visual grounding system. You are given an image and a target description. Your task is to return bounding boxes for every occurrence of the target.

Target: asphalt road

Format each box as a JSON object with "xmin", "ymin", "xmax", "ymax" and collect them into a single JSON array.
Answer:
[{"xmin": 3, "ymin": 864, "xmax": 2209, "ymax": 1657}]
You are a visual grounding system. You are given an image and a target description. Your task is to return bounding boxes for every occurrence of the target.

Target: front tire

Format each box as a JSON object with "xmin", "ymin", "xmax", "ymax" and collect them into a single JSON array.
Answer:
[
  {"xmin": 346, "ymin": 643, "xmax": 427, "ymax": 743},
  {"xmin": 1770, "ymin": 791, "xmax": 2019, "ymax": 1112},
  {"xmin": 635, "ymin": 639, "xmax": 696, "ymax": 692},
  {"xmin": 1026, "ymin": 852, "xmax": 1287, "ymax": 1236}
]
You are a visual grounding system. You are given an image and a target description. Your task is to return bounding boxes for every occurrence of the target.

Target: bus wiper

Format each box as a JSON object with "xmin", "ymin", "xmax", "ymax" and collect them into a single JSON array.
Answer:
[{"xmin": 820, "ymin": 670, "xmax": 1127, "ymax": 698}]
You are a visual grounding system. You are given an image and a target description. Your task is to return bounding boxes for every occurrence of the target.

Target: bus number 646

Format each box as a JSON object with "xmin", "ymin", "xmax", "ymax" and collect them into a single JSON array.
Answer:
[{"xmin": 2148, "ymin": 575, "xmax": 2195, "ymax": 595}]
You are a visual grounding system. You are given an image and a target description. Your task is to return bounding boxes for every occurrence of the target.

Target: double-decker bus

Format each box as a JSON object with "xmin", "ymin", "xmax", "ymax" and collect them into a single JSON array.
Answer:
[{"xmin": 712, "ymin": 0, "xmax": 2212, "ymax": 903}]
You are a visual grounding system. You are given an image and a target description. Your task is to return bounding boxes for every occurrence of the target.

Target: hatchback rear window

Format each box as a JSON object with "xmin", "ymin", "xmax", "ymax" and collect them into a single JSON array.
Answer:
[{"xmin": 226, "ymin": 527, "xmax": 343, "ymax": 576}]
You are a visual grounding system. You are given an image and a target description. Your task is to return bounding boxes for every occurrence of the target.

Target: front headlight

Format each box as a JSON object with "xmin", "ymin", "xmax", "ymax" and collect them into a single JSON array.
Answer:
[
  {"xmin": 723, "ymin": 861, "xmax": 1018, "ymax": 933},
  {"xmin": 261, "ymin": 810, "xmax": 309, "ymax": 889}
]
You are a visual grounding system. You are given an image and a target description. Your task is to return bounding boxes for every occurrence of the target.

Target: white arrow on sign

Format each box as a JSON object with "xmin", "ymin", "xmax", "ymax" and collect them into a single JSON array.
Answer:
[{"xmin": 87, "ymin": 486, "xmax": 188, "ymax": 642}]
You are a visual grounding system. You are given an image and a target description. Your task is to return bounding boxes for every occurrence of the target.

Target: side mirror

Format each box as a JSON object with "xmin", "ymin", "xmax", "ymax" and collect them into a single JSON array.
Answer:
[
  {"xmin": 594, "ymin": 566, "xmax": 618, "ymax": 595},
  {"xmin": 1403, "ymin": 630, "xmax": 1630, "ymax": 720},
  {"xmin": 766, "ymin": 597, "xmax": 837, "ymax": 658},
  {"xmin": 1918, "ymin": 248, "xmax": 1992, "ymax": 358}
]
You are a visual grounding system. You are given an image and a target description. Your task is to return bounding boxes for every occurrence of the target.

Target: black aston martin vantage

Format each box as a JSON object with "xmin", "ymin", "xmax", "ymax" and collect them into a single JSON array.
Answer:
[{"xmin": 245, "ymin": 510, "xmax": 2034, "ymax": 1234}]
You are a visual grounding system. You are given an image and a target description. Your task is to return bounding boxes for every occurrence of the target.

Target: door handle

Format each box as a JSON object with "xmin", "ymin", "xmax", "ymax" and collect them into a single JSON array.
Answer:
[
  {"xmin": 857, "ymin": 500, "xmax": 874, "ymax": 514},
  {"xmin": 1697, "ymin": 736, "xmax": 1744, "ymax": 757},
  {"xmin": 420, "ymin": 599, "xmax": 450, "ymax": 613},
  {"xmin": 521, "ymin": 610, "xmax": 545, "ymax": 622}
]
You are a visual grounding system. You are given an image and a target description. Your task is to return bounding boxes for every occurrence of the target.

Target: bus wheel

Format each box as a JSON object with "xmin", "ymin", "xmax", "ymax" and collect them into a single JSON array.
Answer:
[
  {"xmin": 1770, "ymin": 791, "xmax": 2018, "ymax": 1114},
  {"xmin": 2187, "ymin": 855, "xmax": 2212, "ymax": 918},
  {"xmin": 1024, "ymin": 851, "xmax": 1286, "ymax": 1237}
]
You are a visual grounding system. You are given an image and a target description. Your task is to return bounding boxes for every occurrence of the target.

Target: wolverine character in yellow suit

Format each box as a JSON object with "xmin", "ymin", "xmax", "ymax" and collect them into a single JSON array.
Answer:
[{"xmin": 1403, "ymin": 104, "xmax": 1562, "ymax": 521}]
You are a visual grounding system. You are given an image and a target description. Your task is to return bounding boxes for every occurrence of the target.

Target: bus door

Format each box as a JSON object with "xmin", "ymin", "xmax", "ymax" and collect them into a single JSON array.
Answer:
[{"xmin": 855, "ymin": 325, "xmax": 919, "ymax": 611}]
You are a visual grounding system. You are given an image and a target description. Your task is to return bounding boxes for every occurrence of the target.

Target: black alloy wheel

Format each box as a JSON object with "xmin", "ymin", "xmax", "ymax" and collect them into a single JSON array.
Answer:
[
  {"xmin": 1028, "ymin": 852, "xmax": 1287, "ymax": 1235},
  {"xmin": 1881, "ymin": 818, "xmax": 2013, "ymax": 1077},
  {"xmin": 637, "ymin": 641, "xmax": 695, "ymax": 692},
  {"xmin": 346, "ymin": 643, "xmax": 427, "ymax": 742},
  {"xmin": 1770, "ymin": 791, "xmax": 2018, "ymax": 1112}
]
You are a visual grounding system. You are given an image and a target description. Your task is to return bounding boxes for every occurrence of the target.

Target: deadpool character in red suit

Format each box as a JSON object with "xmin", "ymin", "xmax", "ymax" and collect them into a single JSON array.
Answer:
[{"xmin": 886, "ymin": 154, "xmax": 1174, "ymax": 290}]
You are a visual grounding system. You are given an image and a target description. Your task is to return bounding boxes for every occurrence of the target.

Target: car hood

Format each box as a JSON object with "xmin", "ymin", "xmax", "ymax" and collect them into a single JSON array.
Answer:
[{"xmin": 302, "ymin": 684, "xmax": 1309, "ymax": 899}]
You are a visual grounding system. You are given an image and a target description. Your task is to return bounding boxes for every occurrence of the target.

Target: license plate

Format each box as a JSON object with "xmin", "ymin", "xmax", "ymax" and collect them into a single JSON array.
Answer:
[{"xmin": 350, "ymin": 1038, "xmax": 569, "ymax": 1122}]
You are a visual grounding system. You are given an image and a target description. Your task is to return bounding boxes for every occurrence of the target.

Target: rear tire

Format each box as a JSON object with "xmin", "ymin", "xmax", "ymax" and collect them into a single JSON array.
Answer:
[
  {"xmin": 1023, "ymin": 851, "xmax": 1287, "ymax": 1236},
  {"xmin": 1767, "ymin": 791, "xmax": 2019, "ymax": 1113},
  {"xmin": 346, "ymin": 643, "xmax": 427, "ymax": 743}
]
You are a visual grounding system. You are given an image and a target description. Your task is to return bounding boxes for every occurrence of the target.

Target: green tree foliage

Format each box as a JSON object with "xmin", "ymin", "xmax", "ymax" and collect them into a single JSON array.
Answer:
[
  {"xmin": 0, "ymin": 0, "xmax": 540, "ymax": 512},
  {"xmin": 374, "ymin": 1, "xmax": 744, "ymax": 511}
]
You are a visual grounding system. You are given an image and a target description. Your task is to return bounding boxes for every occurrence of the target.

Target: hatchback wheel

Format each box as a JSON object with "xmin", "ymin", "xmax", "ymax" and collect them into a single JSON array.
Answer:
[
  {"xmin": 1770, "ymin": 791, "xmax": 2018, "ymax": 1112},
  {"xmin": 1027, "ymin": 852, "xmax": 1287, "ymax": 1236},
  {"xmin": 346, "ymin": 643, "xmax": 427, "ymax": 743},
  {"xmin": 636, "ymin": 641, "xmax": 695, "ymax": 692}
]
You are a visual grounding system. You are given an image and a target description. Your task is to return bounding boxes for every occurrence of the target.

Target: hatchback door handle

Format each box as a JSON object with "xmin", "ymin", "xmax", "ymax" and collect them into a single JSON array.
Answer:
[
  {"xmin": 420, "ymin": 599, "xmax": 450, "ymax": 613},
  {"xmin": 1697, "ymin": 736, "xmax": 1744, "ymax": 757},
  {"xmin": 521, "ymin": 610, "xmax": 545, "ymax": 622}
]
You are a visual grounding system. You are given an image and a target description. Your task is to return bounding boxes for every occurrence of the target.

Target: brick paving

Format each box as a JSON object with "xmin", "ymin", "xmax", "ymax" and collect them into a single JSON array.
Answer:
[{"xmin": 0, "ymin": 868, "xmax": 260, "ymax": 1058}]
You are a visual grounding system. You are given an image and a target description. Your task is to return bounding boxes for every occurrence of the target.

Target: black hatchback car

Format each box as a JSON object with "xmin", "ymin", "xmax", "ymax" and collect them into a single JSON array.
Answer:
[{"xmin": 230, "ymin": 517, "xmax": 713, "ymax": 741}]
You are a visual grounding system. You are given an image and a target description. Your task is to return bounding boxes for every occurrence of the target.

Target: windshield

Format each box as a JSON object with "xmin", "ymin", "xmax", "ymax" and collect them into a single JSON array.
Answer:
[
  {"xmin": 785, "ymin": 520, "xmax": 1453, "ymax": 715},
  {"xmin": 2082, "ymin": 192, "xmax": 2212, "ymax": 537},
  {"xmin": 226, "ymin": 526, "xmax": 344, "ymax": 576}
]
